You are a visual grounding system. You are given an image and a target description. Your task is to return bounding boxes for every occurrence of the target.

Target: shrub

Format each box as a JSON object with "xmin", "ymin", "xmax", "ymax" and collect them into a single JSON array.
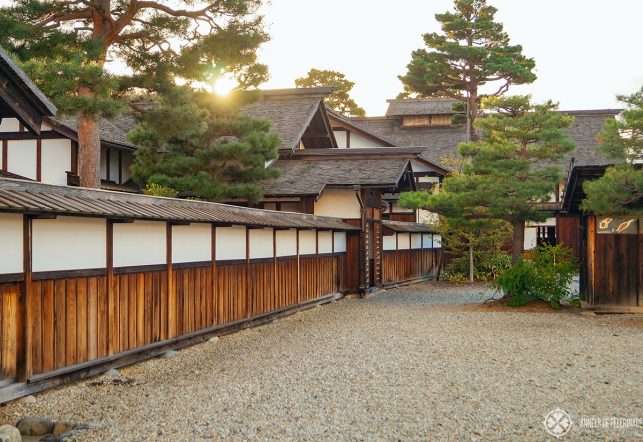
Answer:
[
  {"xmin": 143, "ymin": 183, "xmax": 179, "ymax": 198},
  {"xmin": 494, "ymin": 244, "xmax": 579, "ymax": 308}
]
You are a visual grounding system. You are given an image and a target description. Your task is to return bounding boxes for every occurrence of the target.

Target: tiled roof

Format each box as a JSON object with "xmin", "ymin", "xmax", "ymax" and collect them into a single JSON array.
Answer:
[
  {"xmin": 353, "ymin": 110, "xmax": 622, "ymax": 172},
  {"xmin": 382, "ymin": 220, "xmax": 437, "ymax": 233},
  {"xmin": 325, "ymin": 106, "xmax": 400, "ymax": 147},
  {"xmin": 261, "ymin": 158, "xmax": 412, "ymax": 197},
  {"xmin": 52, "ymin": 113, "xmax": 140, "ymax": 150},
  {"xmin": 0, "ymin": 178, "xmax": 358, "ymax": 230}
]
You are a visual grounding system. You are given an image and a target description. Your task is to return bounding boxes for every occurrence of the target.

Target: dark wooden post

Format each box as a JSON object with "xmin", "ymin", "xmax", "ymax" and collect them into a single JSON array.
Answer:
[
  {"xmin": 211, "ymin": 225, "xmax": 217, "ymax": 326},
  {"xmin": 245, "ymin": 227, "xmax": 250, "ymax": 318},
  {"xmin": 296, "ymin": 229, "xmax": 301, "ymax": 304},
  {"xmin": 106, "ymin": 220, "xmax": 115, "ymax": 356},
  {"xmin": 36, "ymin": 139, "xmax": 42, "ymax": 182},
  {"xmin": 166, "ymin": 223, "xmax": 173, "ymax": 339},
  {"xmin": 18, "ymin": 214, "xmax": 33, "ymax": 382},
  {"xmin": 273, "ymin": 228, "xmax": 277, "ymax": 308}
]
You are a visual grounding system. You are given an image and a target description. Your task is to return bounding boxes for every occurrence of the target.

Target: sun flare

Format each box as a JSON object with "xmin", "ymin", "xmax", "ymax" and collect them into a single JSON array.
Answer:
[{"xmin": 213, "ymin": 74, "xmax": 237, "ymax": 96}]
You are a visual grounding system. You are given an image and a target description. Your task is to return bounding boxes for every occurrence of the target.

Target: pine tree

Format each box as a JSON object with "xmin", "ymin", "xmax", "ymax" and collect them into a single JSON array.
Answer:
[
  {"xmin": 400, "ymin": 95, "xmax": 575, "ymax": 263},
  {"xmin": 0, "ymin": 1, "xmax": 268, "ymax": 188},
  {"xmin": 295, "ymin": 69, "xmax": 366, "ymax": 117},
  {"xmin": 399, "ymin": 0, "xmax": 536, "ymax": 141},
  {"xmin": 129, "ymin": 86, "xmax": 280, "ymax": 203},
  {"xmin": 582, "ymin": 88, "xmax": 643, "ymax": 215}
]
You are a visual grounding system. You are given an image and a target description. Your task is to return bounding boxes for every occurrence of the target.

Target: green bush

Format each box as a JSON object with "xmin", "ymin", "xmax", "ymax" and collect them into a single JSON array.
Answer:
[
  {"xmin": 443, "ymin": 252, "xmax": 511, "ymax": 282},
  {"xmin": 143, "ymin": 183, "xmax": 179, "ymax": 198},
  {"xmin": 494, "ymin": 244, "xmax": 579, "ymax": 308}
]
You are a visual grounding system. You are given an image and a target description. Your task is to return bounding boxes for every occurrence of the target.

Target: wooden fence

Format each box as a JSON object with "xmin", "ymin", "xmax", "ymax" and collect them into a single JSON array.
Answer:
[{"xmin": 382, "ymin": 249, "xmax": 442, "ymax": 285}]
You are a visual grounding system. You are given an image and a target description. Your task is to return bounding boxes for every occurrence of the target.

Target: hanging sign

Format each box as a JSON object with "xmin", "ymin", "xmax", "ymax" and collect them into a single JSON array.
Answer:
[{"xmin": 596, "ymin": 216, "xmax": 638, "ymax": 234}]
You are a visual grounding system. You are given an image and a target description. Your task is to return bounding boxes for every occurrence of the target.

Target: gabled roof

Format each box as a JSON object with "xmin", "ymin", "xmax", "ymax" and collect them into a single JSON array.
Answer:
[
  {"xmin": 0, "ymin": 177, "xmax": 357, "ymax": 230},
  {"xmin": 353, "ymin": 109, "xmax": 622, "ymax": 173},
  {"xmin": 50, "ymin": 114, "xmax": 139, "ymax": 150},
  {"xmin": 561, "ymin": 164, "xmax": 609, "ymax": 214},
  {"xmin": 0, "ymin": 46, "xmax": 57, "ymax": 134},
  {"xmin": 241, "ymin": 88, "xmax": 337, "ymax": 153},
  {"xmin": 326, "ymin": 106, "xmax": 400, "ymax": 147},
  {"xmin": 261, "ymin": 158, "xmax": 414, "ymax": 198},
  {"xmin": 386, "ymin": 98, "xmax": 460, "ymax": 117}
]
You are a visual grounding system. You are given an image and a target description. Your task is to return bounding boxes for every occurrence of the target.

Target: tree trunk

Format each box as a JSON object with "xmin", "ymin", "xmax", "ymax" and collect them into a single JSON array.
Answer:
[
  {"xmin": 511, "ymin": 219, "xmax": 525, "ymax": 264},
  {"xmin": 77, "ymin": 113, "xmax": 102, "ymax": 188},
  {"xmin": 468, "ymin": 87, "xmax": 479, "ymax": 142}
]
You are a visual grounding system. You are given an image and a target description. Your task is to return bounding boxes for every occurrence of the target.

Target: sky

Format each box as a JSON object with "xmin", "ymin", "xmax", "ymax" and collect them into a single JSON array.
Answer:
[
  {"xmin": 0, "ymin": 0, "xmax": 640, "ymax": 115},
  {"xmin": 257, "ymin": 0, "xmax": 643, "ymax": 115}
]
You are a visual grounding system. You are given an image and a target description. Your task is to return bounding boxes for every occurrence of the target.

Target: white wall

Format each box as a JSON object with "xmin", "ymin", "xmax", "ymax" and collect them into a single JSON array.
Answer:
[
  {"xmin": 398, "ymin": 232, "xmax": 411, "ymax": 250},
  {"xmin": 276, "ymin": 229, "xmax": 297, "ymax": 257},
  {"xmin": 33, "ymin": 217, "xmax": 106, "ymax": 272},
  {"xmin": 334, "ymin": 130, "xmax": 348, "ymax": 148},
  {"xmin": 41, "ymin": 139, "xmax": 72, "ymax": 185},
  {"xmin": 0, "ymin": 213, "xmax": 23, "ymax": 274},
  {"xmin": 318, "ymin": 230, "xmax": 333, "ymax": 254},
  {"xmin": 433, "ymin": 234, "xmax": 442, "ymax": 248},
  {"xmin": 418, "ymin": 210, "xmax": 438, "ymax": 224},
  {"xmin": 7, "ymin": 140, "xmax": 37, "ymax": 179},
  {"xmin": 122, "ymin": 152, "xmax": 133, "ymax": 183},
  {"xmin": 524, "ymin": 227, "xmax": 538, "ymax": 251},
  {"xmin": 249, "ymin": 228, "xmax": 274, "ymax": 259},
  {"xmin": 172, "ymin": 223, "xmax": 211, "ymax": 263},
  {"xmin": 109, "ymin": 150, "xmax": 119, "ymax": 182},
  {"xmin": 216, "ymin": 225, "xmax": 246, "ymax": 260},
  {"xmin": 333, "ymin": 231, "xmax": 347, "ymax": 253},
  {"xmin": 0, "ymin": 117, "xmax": 20, "ymax": 132},
  {"xmin": 299, "ymin": 230, "xmax": 317, "ymax": 255},
  {"xmin": 383, "ymin": 234, "xmax": 396, "ymax": 251},
  {"xmin": 411, "ymin": 233, "xmax": 422, "ymax": 249},
  {"xmin": 113, "ymin": 221, "xmax": 166, "ymax": 267},
  {"xmin": 422, "ymin": 233, "xmax": 433, "ymax": 249},
  {"xmin": 314, "ymin": 188, "xmax": 361, "ymax": 219},
  {"xmin": 350, "ymin": 132, "xmax": 383, "ymax": 148},
  {"xmin": 391, "ymin": 201, "xmax": 414, "ymax": 213}
]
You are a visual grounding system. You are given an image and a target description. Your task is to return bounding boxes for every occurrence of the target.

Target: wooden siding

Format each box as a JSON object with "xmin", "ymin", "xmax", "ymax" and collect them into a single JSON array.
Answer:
[
  {"xmin": 557, "ymin": 214, "xmax": 582, "ymax": 260},
  {"xmin": 0, "ymin": 253, "xmax": 349, "ymax": 396},
  {"xmin": 382, "ymin": 249, "xmax": 441, "ymax": 285}
]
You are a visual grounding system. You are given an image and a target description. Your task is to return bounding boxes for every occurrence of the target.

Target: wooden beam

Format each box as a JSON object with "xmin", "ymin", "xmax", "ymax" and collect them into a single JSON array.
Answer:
[
  {"xmin": 273, "ymin": 228, "xmax": 277, "ymax": 307},
  {"xmin": 2, "ymin": 139, "xmax": 7, "ymax": 171},
  {"xmin": 36, "ymin": 138, "xmax": 41, "ymax": 182},
  {"xmin": 70, "ymin": 141, "xmax": 78, "ymax": 174},
  {"xmin": 211, "ymin": 224, "xmax": 217, "ymax": 326},
  {"xmin": 17, "ymin": 214, "xmax": 33, "ymax": 382},
  {"xmin": 166, "ymin": 223, "xmax": 174, "ymax": 339}
]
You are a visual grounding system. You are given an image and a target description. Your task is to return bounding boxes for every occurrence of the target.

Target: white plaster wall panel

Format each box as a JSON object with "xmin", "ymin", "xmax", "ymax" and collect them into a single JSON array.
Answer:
[
  {"xmin": 433, "ymin": 234, "xmax": 442, "ymax": 248},
  {"xmin": 249, "ymin": 228, "xmax": 274, "ymax": 259},
  {"xmin": 0, "ymin": 117, "xmax": 20, "ymax": 132},
  {"xmin": 314, "ymin": 188, "xmax": 361, "ymax": 219},
  {"xmin": 422, "ymin": 234, "xmax": 433, "ymax": 249},
  {"xmin": 7, "ymin": 140, "xmax": 37, "ymax": 179},
  {"xmin": 411, "ymin": 233, "xmax": 422, "ymax": 249},
  {"xmin": 33, "ymin": 217, "xmax": 106, "ymax": 272},
  {"xmin": 350, "ymin": 132, "xmax": 383, "ymax": 148},
  {"xmin": 215, "ymin": 225, "xmax": 246, "ymax": 260},
  {"xmin": 113, "ymin": 221, "xmax": 165, "ymax": 267},
  {"xmin": 398, "ymin": 233, "xmax": 411, "ymax": 250},
  {"xmin": 318, "ymin": 230, "xmax": 333, "ymax": 254},
  {"xmin": 0, "ymin": 213, "xmax": 23, "ymax": 274},
  {"xmin": 410, "ymin": 159, "xmax": 432, "ymax": 173},
  {"xmin": 172, "ymin": 223, "xmax": 211, "ymax": 263},
  {"xmin": 391, "ymin": 201, "xmax": 414, "ymax": 213},
  {"xmin": 418, "ymin": 209, "xmax": 438, "ymax": 224},
  {"xmin": 524, "ymin": 227, "xmax": 537, "ymax": 251},
  {"xmin": 109, "ymin": 150, "xmax": 120, "ymax": 182},
  {"xmin": 41, "ymin": 139, "xmax": 72, "ymax": 185},
  {"xmin": 276, "ymin": 229, "xmax": 297, "ymax": 257},
  {"xmin": 299, "ymin": 230, "xmax": 317, "ymax": 255},
  {"xmin": 41, "ymin": 122, "xmax": 53, "ymax": 131},
  {"xmin": 383, "ymin": 234, "xmax": 397, "ymax": 251},
  {"xmin": 333, "ymin": 231, "xmax": 347, "ymax": 253},
  {"xmin": 333, "ymin": 130, "xmax": 347, "ymax": 148}
]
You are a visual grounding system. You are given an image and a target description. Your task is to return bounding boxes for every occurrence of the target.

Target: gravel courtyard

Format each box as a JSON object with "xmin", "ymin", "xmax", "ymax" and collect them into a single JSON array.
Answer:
[{"xmin": 1, "ymin": 281, "xmax": 641, "ymax": 441}]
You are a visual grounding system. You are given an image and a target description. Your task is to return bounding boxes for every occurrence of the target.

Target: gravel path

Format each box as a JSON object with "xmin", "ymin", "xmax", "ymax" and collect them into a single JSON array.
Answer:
[{"xmin": 1, "ymin": 281, "xmax": 641, "ymax": 441}]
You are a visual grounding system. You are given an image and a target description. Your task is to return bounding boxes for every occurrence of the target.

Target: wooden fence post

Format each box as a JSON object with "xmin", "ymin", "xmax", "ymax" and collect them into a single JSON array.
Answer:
[
  {"xmin": 245, "ymin": 227, "xmax": 250, "ymax": 318},
  {"xmin": 296, "ymin": 229, "xmax": 301, "ymax": 303},
  {"xmin": 17, "ymin": 214, "xmax": 33, "ymax": 382},
  {"xmin": 166, "ymin": 223, "xmax": 174, "ymax": 339}
]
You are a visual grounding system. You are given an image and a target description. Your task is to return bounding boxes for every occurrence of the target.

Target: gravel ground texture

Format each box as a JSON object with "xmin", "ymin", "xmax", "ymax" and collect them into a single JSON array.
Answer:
[{"xmin": 1, "ymin": 281, "xmax": 641, "ymax": 441}]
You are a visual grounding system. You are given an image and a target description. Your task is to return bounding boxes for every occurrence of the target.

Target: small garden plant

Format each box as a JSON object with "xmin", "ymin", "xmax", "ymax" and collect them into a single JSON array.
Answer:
[{"xmin": 494, "ymin": 243, "xmax": 579, "ymax": 308}]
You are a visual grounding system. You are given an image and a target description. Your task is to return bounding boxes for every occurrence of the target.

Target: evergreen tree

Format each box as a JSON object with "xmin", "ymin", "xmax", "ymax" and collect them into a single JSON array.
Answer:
[
  {"xmin": 399, "ymin": 0, "xmax": 536, "ymax": 141},
  {"xmin": 400, "ymin": 95, "xmax": 575, "ymax": 263},
  {"xmin": 0, "ymin": 0, "xmax": 268, "ymax": 188},
  {"xmin": 129, "ymin": 86, "xmax": 280, "ymax": 203},
  {"xmin": 295, "ymin": 68, "xmax": 366, "ymax": 117},
  {"xmin": 582, "ymin": 88, "xmax": 643, "ymax": 215}
]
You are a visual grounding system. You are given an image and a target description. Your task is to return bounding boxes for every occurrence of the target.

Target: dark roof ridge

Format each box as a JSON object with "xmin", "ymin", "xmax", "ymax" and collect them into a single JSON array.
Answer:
[{"xmin": 261, "ymin": 87, "xmax": 335, "ymax": 97}]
